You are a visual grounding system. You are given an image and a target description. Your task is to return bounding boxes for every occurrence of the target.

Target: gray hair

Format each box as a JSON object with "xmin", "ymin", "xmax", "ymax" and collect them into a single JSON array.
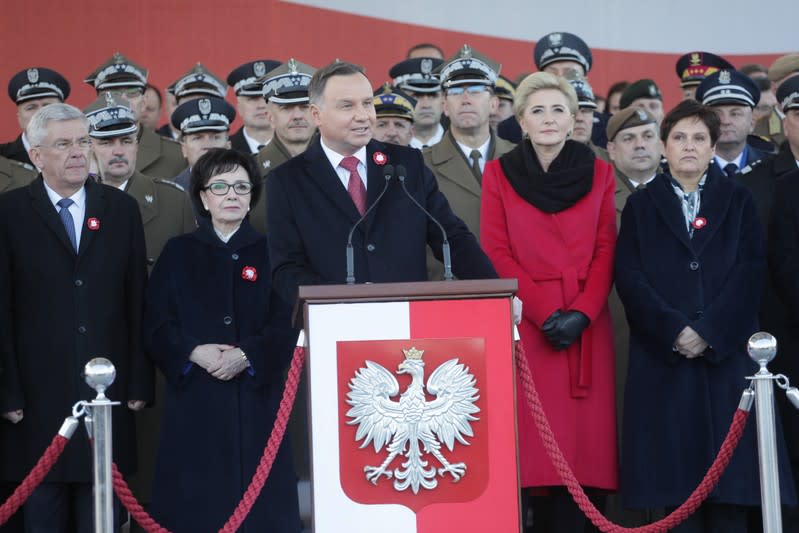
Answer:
[{"xmin": 26, "ymin": 103, "xmax": 89, "ymax": 146}]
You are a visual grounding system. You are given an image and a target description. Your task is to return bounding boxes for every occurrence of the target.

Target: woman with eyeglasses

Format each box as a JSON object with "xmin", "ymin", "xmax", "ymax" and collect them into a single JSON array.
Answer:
[
  {"xmin": 144, "ymin": 148, "xmax": 301, "ymax": 532},
  {"xmin": 480, "ymin": 72, "xmax": 617, "ymax": 532}
]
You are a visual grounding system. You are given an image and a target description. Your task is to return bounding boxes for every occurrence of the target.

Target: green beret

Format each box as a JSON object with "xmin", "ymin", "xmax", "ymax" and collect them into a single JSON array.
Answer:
[{"xmin": 606, "ymin": 107, "xmax": 658, "ymax": 142}]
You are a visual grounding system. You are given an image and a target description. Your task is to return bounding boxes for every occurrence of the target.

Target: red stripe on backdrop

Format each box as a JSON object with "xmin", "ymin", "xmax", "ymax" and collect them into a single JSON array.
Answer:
[
  {"xmin": 409, "ymin": 298, "xmax": 519, "ymax": 533},
  {"xmin": 0, "ymin": 1, "xmax": 782, "ymax": 142}
]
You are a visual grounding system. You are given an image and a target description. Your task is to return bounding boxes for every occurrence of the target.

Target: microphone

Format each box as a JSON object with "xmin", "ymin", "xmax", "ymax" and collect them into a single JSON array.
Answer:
[
  {"xmin": 346, "ymin": 164, "xmax": 394, "ymax": 284},
  {"xmin": 395, "ymin": 164, "xmax": 453, "ymax": 281}
]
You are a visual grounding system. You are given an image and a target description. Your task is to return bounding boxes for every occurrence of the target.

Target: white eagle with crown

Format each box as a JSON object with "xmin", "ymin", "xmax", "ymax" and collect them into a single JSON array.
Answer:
[{"xmin": 345, "ymin": 347, "xmax": 480, "ymax": 494}]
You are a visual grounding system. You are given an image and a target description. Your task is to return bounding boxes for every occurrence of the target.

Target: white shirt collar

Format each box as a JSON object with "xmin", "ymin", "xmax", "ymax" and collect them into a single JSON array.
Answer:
[
  {"xmin": 242, "ymin": 127, "xmax": 269, "ymax": 154},
  {"xmin": 455, "ymin": 135, "xmax": 491, "ymax": 165},
  {"xmin": 715, "ymin": 152, "xmax": 745, "ymax": 170},
  {"xmin": 43, "ymin": 178, "xmax": 86, "ymax": 210},
  {"xmin": 410, "ymin": 124, "xmax": 445, "ymax": 149},
  {"xmin": 320, "ymin": 138, "xmax": 367, "ymax": 171},
  {"xmin": 628, "ymin": 173, "xmax": 657, "ymax": 188}
]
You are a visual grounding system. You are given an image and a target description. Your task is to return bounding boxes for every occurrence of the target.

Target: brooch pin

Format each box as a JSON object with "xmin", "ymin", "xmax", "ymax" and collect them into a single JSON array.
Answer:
[
  {"xmin": 692, "ymin": 217, "xmax": 707, "ymax": 230},
  {"xmin": 241, "ymin": 266, "xmax": 258, "ymax": 282},
  {"xmin": 87, "ymin": 218, "xmax": 100, "ymax": 231},
  {"xmin": 373, "ymin": 152, "xmax": 387, "ymax": 166}
]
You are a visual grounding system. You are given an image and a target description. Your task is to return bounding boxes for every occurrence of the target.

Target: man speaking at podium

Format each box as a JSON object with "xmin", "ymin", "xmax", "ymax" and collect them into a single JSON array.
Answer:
[{"xmin": 266, "ymin": 61, "xmax": 498, "ymax": 305}]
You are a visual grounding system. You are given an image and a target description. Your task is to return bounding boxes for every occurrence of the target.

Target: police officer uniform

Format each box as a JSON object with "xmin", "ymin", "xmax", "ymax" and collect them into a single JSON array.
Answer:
[
  {"xmin": 389, "ymin": 57, "xmax": 446, "ymax": 148},
  {"xmin": 169, "ymin": 96, "xmax": 237, "ymax": 190},
  {"xmin": 0, "ymin": 154, "xmax": 36, "ymax": 193},
  {"xmin": 85, "ymin": 53, "xmax": 187, "ymax": 180},
  {"xmin": 695, "ymin": 69, "xmax": 769, "ymax": 176},
  {"xmin": 226, "ymin": 59, "xmax": 281, "ymax": 155},
  {"xmin": 1, "ymin": 67, "xmax": 70, "ymax": 169},
  {"xmin": 754, "ymin": 54, "xmax": 799, "ymax": 146},
  {"xmin": 252, "ymin": 59, "xmax": 317, "ymax": 234},
  {"xmin": 423, "ymin": 45, "xmax": 515, "ymax": 279}
]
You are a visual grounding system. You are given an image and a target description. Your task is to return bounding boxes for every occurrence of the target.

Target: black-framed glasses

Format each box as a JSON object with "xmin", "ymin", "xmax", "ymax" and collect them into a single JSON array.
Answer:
[
  {"xmin": 445, "ymin": 85, "xmax": 491, "ymax": 97},
  {"xmin": 203, "ymin": 181, "xmax": 253, "ymax": 195}
]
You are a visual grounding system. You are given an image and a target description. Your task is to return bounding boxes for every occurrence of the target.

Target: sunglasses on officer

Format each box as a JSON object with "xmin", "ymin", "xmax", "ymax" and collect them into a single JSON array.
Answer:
[{"xmin": 444, "ymin": 84, "xmax": 492, "ymax": 97}]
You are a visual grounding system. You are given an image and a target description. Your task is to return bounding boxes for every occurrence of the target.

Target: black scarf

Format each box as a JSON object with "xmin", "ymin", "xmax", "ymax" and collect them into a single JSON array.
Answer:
[{"xmin": 498, "ymin": 139, "xmax": 595, "ymax": 213}]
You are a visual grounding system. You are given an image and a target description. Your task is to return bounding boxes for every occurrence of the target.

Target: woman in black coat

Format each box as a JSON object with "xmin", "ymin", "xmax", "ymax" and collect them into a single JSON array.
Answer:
[
  {"xmin": 144, "ymin": 148, "xmax": 301, "ymax": 532},
  {"xmin": 615, "ymin": 100, "xmax": 795, "ymax": 532}
]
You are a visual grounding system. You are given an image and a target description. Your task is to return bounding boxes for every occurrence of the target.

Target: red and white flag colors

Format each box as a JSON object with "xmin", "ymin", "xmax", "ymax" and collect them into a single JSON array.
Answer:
[{"xmin": 306, "ymin": 298, "xmax": 519, "ymax": 532}]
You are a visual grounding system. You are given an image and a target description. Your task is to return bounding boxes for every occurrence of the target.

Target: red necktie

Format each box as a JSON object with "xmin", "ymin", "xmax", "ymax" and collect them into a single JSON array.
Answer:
[{"xmin": 340, "ymin": 156, "xmax": 367, "ymax": 216}]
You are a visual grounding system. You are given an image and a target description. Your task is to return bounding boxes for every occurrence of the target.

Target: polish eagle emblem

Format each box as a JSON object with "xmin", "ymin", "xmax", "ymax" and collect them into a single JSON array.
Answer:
[{"xmin": 345, "ymin": 347, "xmax": 480, "ymax": 494}]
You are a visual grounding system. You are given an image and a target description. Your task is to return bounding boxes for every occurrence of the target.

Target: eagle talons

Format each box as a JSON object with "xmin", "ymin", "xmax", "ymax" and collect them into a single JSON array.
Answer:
[
  {"xmin": 438, "ymin": 461, "xmax": 467, "ymax": 481},
  {"xmin": 364, "ymin": 465, "xmax": 393, "ymax": 484}
]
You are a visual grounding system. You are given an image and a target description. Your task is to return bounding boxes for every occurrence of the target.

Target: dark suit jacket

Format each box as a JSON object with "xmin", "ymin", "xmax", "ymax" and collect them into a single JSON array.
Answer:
[
  {"xmin": 266, "ymin": 138, "xmax": 497, "ymax": 305},
  {"xmin": 229, "ymin": 126, "xmax": 254, "ymax": 156},
  {"xmin": 616, "ymin": 172, "xmax": 795, "ymax": 507},
  {"xmin": 0, "ymin": 177, "xmax": 152, "ymax": 482},
  {"xmin": 0, "ymin": 134, "xmax": 33, "ymax": 168}
]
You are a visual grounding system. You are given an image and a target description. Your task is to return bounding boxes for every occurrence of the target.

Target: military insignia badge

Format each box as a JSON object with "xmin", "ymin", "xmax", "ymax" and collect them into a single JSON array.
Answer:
[
  {"xmin": 254, "ymin": 61, "xmax": 266, "ymax": 78},
  {"xmin": 719, "ymin": 70, "xmax": 731, "ymax": 84},
  {"xmin": 421, "ymin": 59, "xmax": 433, "ymax": 75},
  {"xmin": 461, "ymin": 44, "xmax": 472, "ymax": 59},
  {"xmin": 690, "ymin": 52, "xmax": 701, "ymax": 66},
  {"xmin": 549, "ymin": 33, "xmax": 563, "ymax": 46},
  {"xmin": 649, "ymin": 84, "xmax": 658, "ymax": 97},
  {"xmin": 144, "ymin": 195, "xmax": 153, "ymax": 204},
  {"xmin": 198, "ymin": 98, "xmax": 212, "ymax": 115},
  {"xmin": 262, "ymin": 160, "xmax": 271, "ymax": 170},
  {"xmin": 288, "ymin": 58, "xmax": 299, "ymax": 74},
  {"xmin": 27, "ymin": 68, "xmax": 39, "ymax": 84}
]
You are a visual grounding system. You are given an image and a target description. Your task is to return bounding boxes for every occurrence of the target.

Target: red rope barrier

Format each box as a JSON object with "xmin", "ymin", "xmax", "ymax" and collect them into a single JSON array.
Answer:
[
  {"xmin": 114, "ymin": 344, "xmax": 307, "ymax": 533},
  {"xmin": 515, "ymin": 342, "xmax": 750, "ymax": 533},
  {"xmin": 0, "ymin": 433, "xmax": 71, "ymax": 525}
]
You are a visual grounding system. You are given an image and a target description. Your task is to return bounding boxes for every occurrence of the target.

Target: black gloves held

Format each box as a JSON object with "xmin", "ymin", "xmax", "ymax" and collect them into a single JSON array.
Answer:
[{"xmin": 541, "ymin": 310, "xmax": 590, "ymax": 351}]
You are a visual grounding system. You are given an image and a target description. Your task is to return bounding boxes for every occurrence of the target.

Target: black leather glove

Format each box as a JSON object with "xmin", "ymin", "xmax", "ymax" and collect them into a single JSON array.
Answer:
[
  {"xmin": 541, "ymin": 310, "xmax": 562, "ymax": 340},
  {"xmin": 545, "ymin": 310, "xmax": 590, "ymax": 351}
]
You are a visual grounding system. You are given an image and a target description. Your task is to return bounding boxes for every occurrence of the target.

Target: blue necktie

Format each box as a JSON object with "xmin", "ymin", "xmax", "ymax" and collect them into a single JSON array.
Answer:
[
  {"xmin": 724, "ymin": 162, "xmax": 739, "ymax": 177},
  {"xmin": 57, "ymin": 198, "xmax": 77, "ymax": 251}
]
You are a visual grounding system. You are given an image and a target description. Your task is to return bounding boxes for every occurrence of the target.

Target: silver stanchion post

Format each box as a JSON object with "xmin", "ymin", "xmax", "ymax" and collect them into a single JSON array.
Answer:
[
  {"xmin": 83, "ymin": 358, "xmax": 119, "ymax": 533},
  {"xmin": 747, "ymin": 332, "xmax": 783, "ymax": 533}
]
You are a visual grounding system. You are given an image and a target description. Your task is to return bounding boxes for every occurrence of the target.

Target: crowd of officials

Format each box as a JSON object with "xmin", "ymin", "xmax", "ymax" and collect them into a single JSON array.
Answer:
[{"xmin": 1, "ymin": 30, "xmax": 799, "ymax": 533}]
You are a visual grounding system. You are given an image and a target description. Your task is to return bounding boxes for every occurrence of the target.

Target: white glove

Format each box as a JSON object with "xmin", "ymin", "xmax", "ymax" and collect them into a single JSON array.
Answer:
[{"xmin": 512, "ymin": 296, "xmax": 523, "ymax": 325}]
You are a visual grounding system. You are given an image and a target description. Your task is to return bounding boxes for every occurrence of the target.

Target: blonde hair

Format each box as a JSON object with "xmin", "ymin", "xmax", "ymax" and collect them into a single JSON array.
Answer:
[{"xmin": 514, "ymin": 72, "xmax": 578, "ymax": 120}]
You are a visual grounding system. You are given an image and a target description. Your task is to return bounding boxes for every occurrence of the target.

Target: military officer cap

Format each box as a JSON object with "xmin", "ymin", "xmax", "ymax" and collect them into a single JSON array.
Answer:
[
  {"xmin": 564, "ymin": 72, "xmax": 596, "ymax": 110},
  {"xmin": 172, "ymin": 63, "xmax": 227, "ymax": 100},
  {"xmin": 389, "ymin": 57, "xmax": 444, "ymax": 94},
  {"xmin": 8, "ymin": 67, "xmax": 70, "ymax": 104},
  {"xmin": 695, "ymin": 69, "xmax": 759, "ymax": 108},
  {"xmin": 85, "ymin": 52, "xmax": 148, "ymax": 92},
  {"xmin": 84, "ymin": 93, "xmax": 138, "ymax": 138},
  {"xmin": 777, "ymin": 76, "xmax": 799, "ymax": 112},
  {"xmin": 494, "ymin": 76, "xmax": 516, "ymax": 103},
  {"xmin": 373, "ymin": 84, "xmax": 416, "ymax": 122},
  {"xmin": 620, "ymin": 79, "xmax": 662, "ymax": 110},
  {"xmin": 534, "ymin": 32, "xmax": 592, "ymax": 74},
  {"xmin": 171, "ymin": 97, "xmax": 236, "ymax": 134},
  {"xmin": 768, "ymin": 54, "xmax": 799, "ymax": 84},
  {"xmin": 262, "ymin": 59, "xmax": 316, "ymax": 104},
  {"xmin": 226, "ymin": 59, "xmax": 282, "ymax": 96},
  {"xmin": 438, "ymin": 44, "xmax": 500, "ymax": 89},
  {"xmin": 606, "ymin": 107, "xmax": 658, "ymax": 142},
  {"xmin": 675, "ymin": 52, "xmax": 734, "ymax": 89}
]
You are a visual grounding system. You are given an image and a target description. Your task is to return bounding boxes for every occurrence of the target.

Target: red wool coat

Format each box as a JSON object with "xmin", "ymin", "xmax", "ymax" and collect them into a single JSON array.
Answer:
[{"xmin": 481, "ymin": 156, "xmax": 618, "ymax": 490}]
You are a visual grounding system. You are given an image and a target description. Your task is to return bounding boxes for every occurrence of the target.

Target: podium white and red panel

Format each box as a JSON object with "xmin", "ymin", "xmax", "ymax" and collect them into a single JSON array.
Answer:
[{"xmin": 305, "ymin": 296, "xmax": 519, "ymax": 533}]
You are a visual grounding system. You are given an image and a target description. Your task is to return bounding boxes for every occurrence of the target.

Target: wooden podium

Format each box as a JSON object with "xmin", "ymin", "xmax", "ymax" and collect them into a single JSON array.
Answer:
[{"xmin": 296, "ymin": 279, "xmax": 520, "ymax": 533}]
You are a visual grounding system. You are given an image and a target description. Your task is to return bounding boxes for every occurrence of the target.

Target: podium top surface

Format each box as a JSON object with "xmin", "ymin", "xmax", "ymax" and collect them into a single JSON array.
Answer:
[{"xmin": 293, "ymin": 279, "xmax": 517, "ymax": 326}]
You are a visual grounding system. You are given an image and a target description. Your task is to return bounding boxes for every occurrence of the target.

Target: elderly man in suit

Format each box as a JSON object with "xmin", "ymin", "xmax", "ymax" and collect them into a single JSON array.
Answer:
[
  {"xmin": 266, "ymin": 60, "xmax": 497, "ymax": 306},
  {"xmin": 0, "ymin": 103, "xmax": 151, "ymax": 533}
]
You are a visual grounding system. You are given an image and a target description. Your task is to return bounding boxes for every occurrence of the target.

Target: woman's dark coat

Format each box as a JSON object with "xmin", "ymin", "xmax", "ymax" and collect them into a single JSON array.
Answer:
[
  {"xmin": 615, "ymin": 172, "xmax": 796, "ymax": 508},
  {"xmin": 144, "ymin": 219, "xmax": 300, "ymax": 532}
]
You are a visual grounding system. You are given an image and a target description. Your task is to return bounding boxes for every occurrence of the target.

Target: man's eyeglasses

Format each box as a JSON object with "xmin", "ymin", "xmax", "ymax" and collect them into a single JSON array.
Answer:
[
  {"xmin": 444, "ymin": 85, "xmax": 491, "ymax": 97},
  {"xmin": 107, "ymin": 88, "xmax": 145, "ymax": 98},
  {"xmin": 36, "ymin": 137, "xmax": 93, "ymax": 151},
  {"xmin": 203, "ymin": 182, "xmax": 253, "ymax": 195}
]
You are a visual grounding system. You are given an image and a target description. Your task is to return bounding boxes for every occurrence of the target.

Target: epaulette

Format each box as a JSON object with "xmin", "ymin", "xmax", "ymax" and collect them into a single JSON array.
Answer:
[
  {"xmin": 154, "ymin": 177, "xmax": 185, "ymax": 192},
  {"xmin": 740, "ymin": 158, "xmax": 766, "ymax": 175}
]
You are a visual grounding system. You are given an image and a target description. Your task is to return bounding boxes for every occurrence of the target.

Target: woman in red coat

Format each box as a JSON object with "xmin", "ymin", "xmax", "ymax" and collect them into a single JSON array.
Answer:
[{"xmin": 481, "ymin": 72, "xmax": 617, "ymax": 532}]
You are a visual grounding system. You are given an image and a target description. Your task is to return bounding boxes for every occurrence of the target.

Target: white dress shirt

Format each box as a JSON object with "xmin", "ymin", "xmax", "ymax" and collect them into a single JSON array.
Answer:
[
  {"xmin": 320, "ymin": 139, "xmax": 368, "ymax": 191},
  {"xmin": 43, "ymin": 179, "xmax": 86, "ymax": 246},
  {"xmin": 242, "ymin": 127, "xmax": 269, "ymax": 154},
  {"xmin": 456, "ymin": 136, "xmax": 491, "ymax": 174}
]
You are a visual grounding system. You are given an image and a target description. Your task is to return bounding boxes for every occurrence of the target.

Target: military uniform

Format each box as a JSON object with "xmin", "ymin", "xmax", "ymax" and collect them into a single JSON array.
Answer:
[
  {"xmin": 0, "ymin": 135, "xmax": 34, "ymax": 169},
  {"xmin": 250, "ymin": 136, "xmax": 294, "ymax": 234},
  {"xmin": 0, "ymin": 154, "xmax": 36, "ymax": 193}
]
